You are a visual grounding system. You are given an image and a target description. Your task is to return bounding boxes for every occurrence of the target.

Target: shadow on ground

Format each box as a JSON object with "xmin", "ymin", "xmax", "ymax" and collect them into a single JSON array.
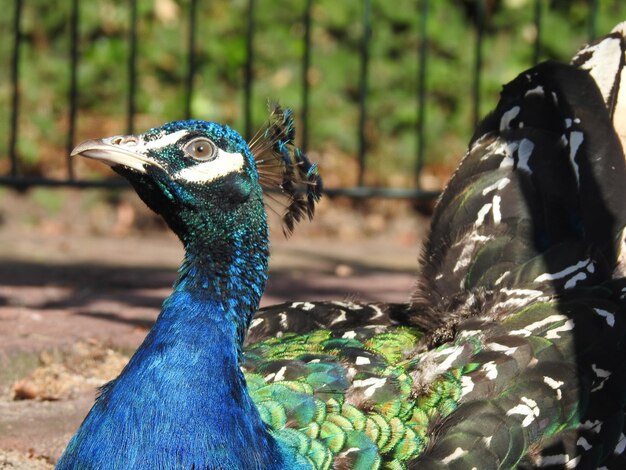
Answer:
[{"xmin": 0, "ymin": 233, "xmax": 419, "ymax": 465}]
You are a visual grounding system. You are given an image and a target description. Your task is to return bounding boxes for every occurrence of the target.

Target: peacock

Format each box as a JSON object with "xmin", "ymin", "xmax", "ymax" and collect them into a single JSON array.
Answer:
[
  {"xmin": 56, "ymin": 105, "xmax": 323, "ymax": 469},
  {"xmin": 241, "ymin": 24, "xmax": 626, "ymax": 469},
  {"xmin": 57, "ymin": 23, "xmax": 626, "ymax": 469}
]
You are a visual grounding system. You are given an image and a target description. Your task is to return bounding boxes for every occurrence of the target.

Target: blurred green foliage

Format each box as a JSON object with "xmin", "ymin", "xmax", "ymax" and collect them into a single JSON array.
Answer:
[{"xmin": 1, "ymin": 0, "xmax": 625, "ymax": 187}]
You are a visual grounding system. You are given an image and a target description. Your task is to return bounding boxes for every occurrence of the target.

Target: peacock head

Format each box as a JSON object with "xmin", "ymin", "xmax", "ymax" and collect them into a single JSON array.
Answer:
[{"xmin": 72, "ymin": 106, "xmax": 322, "ymax": 254}]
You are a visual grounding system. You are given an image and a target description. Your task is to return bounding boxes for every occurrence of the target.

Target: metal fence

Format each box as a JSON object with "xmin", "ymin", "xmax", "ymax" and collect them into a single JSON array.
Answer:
[{"xmin": 2, "ymin": 0, "xmax": 602, "ymax": 198}]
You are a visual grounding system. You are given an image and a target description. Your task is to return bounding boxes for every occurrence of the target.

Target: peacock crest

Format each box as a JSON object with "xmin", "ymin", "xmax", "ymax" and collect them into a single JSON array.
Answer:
[{"xmin": 249, "ymin": 103, "xmax": 323, "ymax": 235}]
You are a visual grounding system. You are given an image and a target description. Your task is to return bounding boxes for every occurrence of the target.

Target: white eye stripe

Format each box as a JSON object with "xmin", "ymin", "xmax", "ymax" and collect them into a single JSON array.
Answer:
[
  {"xmin": 173, "ymin": 149, "xmax": 245, "ymax": 183},
  {"xmin": 109, "ymin": 128, "xmax": 245, "ymax": 182},
  {"xmin": 142, "ymin": 130, "xmax": 190, "ymax": 151}
]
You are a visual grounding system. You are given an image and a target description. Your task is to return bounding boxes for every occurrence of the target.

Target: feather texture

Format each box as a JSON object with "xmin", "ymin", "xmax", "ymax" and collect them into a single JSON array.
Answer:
[
  {"xmin": 250, "ymin": 103, "xmax": 323, "ymax": 235},
  {"xmin": 58, "ymin": 22, "xmax": 626, "ymax": 470},
  {"xmin": 240, "ymin": 23, "xmax": 626, "ymax": 469}
]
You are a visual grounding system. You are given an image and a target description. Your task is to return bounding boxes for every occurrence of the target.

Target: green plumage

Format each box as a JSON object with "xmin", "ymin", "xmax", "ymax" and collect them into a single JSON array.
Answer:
[
  {"xmin": 243, "ymin": 326, "xmax": 465, "ymax": 468},
  {"xmin": 246, "ymin": 276, "xmax": 625, "ymax": 468}
]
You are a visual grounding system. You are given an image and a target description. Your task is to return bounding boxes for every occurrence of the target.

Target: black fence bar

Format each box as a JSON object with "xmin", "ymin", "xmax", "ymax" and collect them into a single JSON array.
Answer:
[
  {"xmin": 589, "ymin": 0, "xmax": 598, "ymax": 40},
  {"xmin": 0, "ymin": 174, "xmax": 439, "ymax": 200},
  {"xmin": 532, "ymin": 0, "xmax": 542, "ymax": 65},
  {"xmin": 244, "ymin": 0, "xmax": 256, "ymax": 140},
  {"xmin": 9, "ymin": 0, "xmax": 23, "ymax": 177},
  {"xmin": 324, "ymin": 187, "xmax": 440, "ymax": 199},
  {"xmin": 0, "ymin": 176, "xmax": 129, "ymax": 189},
  {"xmin": 185, "ymin": 0, "xmax": 198, "ymax": 120},
  {"xmin": 356, "ymin": 0, "xmax": 372, "ymax": 187},
  {"xmin": 472, "ymin": 0, "xmax": 485, "ymax": 127},
  {"xmin": 415, "ymin": 0, "xmax": 429, "ymax": 187},
  {"xmin": 66, "ymin": 0, "xmax": 80, "ymax": 180},
  {"xmin": 300, "ymin": 0, "xmax": 313, "ymax": 154},
  {"xmin": 127, "ymin": 0, "xmax": 138, "ymax": 134},
  {"xmin": 0, "ymin": 1, "xmax": 607, "ymax": 200}
]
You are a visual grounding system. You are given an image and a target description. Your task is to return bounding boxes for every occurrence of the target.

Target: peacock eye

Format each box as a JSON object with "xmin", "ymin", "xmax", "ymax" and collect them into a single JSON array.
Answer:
[{"xmin": 183, "ymin": 138, "xmax": 217, "ymax": 161}]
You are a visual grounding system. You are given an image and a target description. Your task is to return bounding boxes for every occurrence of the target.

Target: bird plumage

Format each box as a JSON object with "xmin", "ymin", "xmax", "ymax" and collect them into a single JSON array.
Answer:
[
  {"xmin": 244, "ymin": 24, "xmax": 626, "ymax": 469},
  {"xmin": 57, "ymin": 108, "xmax": 320, "ymax": 469},
  {"xmin": 58, "ymin": 23, "xmax": 626, "ymax": 470},
  {"xmin": 250, "ymin": 103, "xmax": 323, "ymax": 235}
]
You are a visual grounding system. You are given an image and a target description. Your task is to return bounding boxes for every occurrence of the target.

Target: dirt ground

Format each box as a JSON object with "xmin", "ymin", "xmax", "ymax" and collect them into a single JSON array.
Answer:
[{"xmin": 0, "ymin": 189, "xmax": 429, "ymax": 468}]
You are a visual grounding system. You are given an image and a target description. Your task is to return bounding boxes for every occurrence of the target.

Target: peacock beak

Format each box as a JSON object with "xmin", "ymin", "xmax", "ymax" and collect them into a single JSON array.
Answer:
[{"xmin": 71, "ymin": 135, "xmax": 164, "ymax": 174}]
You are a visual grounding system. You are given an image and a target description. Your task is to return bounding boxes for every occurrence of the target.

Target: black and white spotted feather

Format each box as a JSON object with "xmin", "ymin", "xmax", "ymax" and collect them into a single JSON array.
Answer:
[
  {"xmin": 406, "ymin": 25, "xmax": 626, "ymax": 468},
  {"xmin": 572, "ymin": 22, "xmax": 626, "ymax": 124},
  {"xmin": 246, "ymin": 22, "xmax": 626, "ymax": 469}
]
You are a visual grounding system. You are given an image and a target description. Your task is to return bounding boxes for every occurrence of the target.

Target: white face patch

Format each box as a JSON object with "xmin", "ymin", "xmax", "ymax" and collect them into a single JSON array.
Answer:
[
  {"xmin": 115, "ymin": 129, "xmax": 246, "ymax": 183},
  {"xmin": 143, "ymin": 130, "xmax": 190, "ymax": 150},
  {"xmin": 173, "ymin": 148, "xmax": 246, "ymax": 183}
]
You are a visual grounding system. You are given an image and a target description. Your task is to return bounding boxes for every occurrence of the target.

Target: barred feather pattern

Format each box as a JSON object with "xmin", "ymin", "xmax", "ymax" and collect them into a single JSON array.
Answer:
[
  {"xmin": 408, "ymin": 53, "xmax": 626, "ymax": 467},
  {"xmin": 241, "ymin": 25, "xmax": 626, "ymax": 469},
  {"xmin": 245, "ymin": 284, "xmax": 626, "ymax": 468},
  {"xmin": 411, "ymin": 60, "xmax": 626, "ymax": 335},
  {"xmin": 250, "ymin": 104, "xmax": 323, "ymax": 235},
  {"xmin": 246, "ymin": 301, "xmax": 415, "ymax": 345},
  {"xmin": 244, "ymin": 320, "xmax": 450, "ymax": 469}
]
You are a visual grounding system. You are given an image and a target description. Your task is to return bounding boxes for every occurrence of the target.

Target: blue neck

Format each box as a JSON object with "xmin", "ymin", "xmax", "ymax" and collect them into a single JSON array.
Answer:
[
  {"xmin": 56, "ymin": 241, "xmax": 290, "ymax": 469},
  {"xmin": 175, "ymin": 238, "xmax": 269, "ymax": 347}
]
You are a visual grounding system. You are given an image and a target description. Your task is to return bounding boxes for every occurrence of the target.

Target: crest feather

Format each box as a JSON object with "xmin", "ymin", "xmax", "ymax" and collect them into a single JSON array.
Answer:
[{"xmin": 249, "ymin": 103, "xmax": 323, "ymax": 235}]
